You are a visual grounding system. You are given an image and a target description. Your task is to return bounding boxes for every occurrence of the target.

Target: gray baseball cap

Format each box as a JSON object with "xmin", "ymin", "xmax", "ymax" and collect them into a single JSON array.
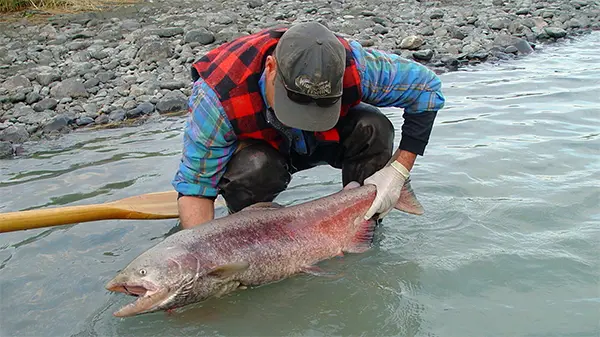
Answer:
[{"xmin": 273, "ymin": 22, "xmax": 346, "ymax": 132}]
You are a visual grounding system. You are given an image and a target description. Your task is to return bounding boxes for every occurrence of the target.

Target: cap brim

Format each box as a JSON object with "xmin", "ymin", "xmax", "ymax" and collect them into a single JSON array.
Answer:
[{"xmin": 273, "ymin": 76, "xmax": 341, "ymax": 132}]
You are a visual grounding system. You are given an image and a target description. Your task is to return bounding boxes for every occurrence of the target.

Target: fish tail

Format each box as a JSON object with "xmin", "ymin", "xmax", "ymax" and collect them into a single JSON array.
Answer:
[{"xmin": 394, "ymin": 178, "xmax": 425, "ymax": 215}]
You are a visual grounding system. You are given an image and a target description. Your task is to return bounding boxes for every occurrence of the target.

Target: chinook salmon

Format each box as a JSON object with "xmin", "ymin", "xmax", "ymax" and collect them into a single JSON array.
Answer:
[{"xmin": 105, "ymin": 180, "xmax": 424, "ymax": 317}]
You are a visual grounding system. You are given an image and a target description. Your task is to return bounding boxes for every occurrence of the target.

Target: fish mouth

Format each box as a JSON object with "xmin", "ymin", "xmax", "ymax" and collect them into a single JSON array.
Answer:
[{"xmin": 106, "ymin": 280, "xmax": 171, "ymax": 317}]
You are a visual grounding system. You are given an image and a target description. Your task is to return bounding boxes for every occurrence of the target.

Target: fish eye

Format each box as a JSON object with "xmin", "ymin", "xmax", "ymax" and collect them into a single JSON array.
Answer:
[{"xmin": 139, "ymin": 269, "xmax": 147, "ymax": 276}]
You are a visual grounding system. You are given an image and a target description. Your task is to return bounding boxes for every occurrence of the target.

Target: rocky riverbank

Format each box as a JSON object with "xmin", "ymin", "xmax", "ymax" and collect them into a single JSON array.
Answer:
[{"xmin": 0, "ymin": 0, "xmax": 599, "ymax": 158}]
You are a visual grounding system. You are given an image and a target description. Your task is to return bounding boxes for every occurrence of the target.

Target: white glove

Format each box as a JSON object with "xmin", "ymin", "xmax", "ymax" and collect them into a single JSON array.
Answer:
[{"xmin": 363, "ymin": 161, "xmax": 410, "ymax": 220}]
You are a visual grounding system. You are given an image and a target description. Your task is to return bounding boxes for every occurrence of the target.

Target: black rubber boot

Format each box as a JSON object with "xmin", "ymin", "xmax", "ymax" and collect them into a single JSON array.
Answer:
[{"xmin": 217, "ymin": 141, "xmax": 291, "ymax": 213}]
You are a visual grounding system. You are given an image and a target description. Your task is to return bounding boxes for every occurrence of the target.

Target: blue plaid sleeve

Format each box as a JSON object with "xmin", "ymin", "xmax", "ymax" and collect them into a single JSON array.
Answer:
[
  {"xmin": 349, "ymin": 40, "xmax": 445, "ymax": 155},
  {"xmin": 171, "ymin": 78, "xmax": 238, "ymax": 197},
  {"xmin": 349, "ymin": 40, "xmax": 445, "ymax": 113}
]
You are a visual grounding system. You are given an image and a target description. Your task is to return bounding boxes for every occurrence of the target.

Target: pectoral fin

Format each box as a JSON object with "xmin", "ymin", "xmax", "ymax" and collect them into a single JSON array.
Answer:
[
  {"xmin": 300, "ymin": 265, "xmax": 338, "ymax": 278},
  {"xmin": 207, "ymin": 262, "xmax": 250, "ymax": 279}
]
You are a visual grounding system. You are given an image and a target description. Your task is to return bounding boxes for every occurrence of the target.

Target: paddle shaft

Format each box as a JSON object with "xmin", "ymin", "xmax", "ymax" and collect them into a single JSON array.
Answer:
[{"xmin": 0, "ymin": 203, "xmax": 178, "ymax": 233}]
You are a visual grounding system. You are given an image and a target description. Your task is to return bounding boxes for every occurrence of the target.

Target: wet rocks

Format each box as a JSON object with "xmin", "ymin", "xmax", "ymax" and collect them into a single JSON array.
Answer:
[
  {"xmin": 544, "ymin": 27, "xmax": 568, "ymax": 38},
  {"xmin": 0, "ymin": 140, "xmax": 13, "ymax": 158},
  {"xmin": 0, "ymin": 0, "xmax": 598, "ymax": 156},
  {"xmin": 0, "ymin": 125, "xmax": 29, "ymax": 143}
]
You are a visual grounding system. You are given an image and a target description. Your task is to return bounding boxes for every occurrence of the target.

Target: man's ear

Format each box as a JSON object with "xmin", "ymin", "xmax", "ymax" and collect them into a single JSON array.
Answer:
[{"xmin": 265, "ymin": 56, "xmax": 277, "ymax": 81}]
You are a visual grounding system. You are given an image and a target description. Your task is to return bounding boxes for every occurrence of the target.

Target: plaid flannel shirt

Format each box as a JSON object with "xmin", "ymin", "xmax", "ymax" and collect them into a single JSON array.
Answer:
[{"xmin": 172, "ymin": 40, "xmax": 445, "ymax": 198}]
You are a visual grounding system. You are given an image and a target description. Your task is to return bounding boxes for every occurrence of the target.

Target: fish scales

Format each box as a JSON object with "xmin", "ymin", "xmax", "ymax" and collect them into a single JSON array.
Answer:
[{"xmin": 178, "ymin": 185, "xmax": 377, "ymax": 285}]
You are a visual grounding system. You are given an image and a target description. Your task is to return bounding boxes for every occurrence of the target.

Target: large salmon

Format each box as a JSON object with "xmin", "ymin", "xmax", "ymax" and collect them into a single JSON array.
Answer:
[{"xmin": 105, "ymin": 180, "xmax": 424, "ymax": 317}]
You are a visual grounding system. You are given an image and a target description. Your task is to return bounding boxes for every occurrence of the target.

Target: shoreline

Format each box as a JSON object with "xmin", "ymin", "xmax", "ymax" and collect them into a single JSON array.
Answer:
[{"xmin": 1, "ymin": 0, "xmax": 599, "ymax": 158}]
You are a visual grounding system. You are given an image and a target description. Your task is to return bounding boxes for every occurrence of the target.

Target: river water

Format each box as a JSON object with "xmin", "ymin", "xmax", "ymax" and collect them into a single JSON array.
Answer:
[{"xmin": 1, "ymin": 32, "xmax": 599, "ymax": 337}]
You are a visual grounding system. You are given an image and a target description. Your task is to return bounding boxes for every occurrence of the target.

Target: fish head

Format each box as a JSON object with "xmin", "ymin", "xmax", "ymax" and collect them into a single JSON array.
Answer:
[
  {"xmin": 106, "ymin": 244, "xmax": 250, "ymax": 318},
  {"xmin": 105, "ymin": 245, "xmax": 196, "ymax": 317}
]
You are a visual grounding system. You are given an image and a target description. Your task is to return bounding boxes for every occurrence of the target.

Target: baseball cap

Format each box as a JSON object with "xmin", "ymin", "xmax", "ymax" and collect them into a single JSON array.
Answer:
[{"xmin": 273, "ymin": 22, "xmax": 346, "ymax": 132}]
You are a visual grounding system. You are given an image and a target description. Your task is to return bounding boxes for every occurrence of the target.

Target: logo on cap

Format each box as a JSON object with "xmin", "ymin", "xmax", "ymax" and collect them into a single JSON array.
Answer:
[{"xmin": 294, "ymin": 75, "xmax": 332, "ymax": 97}]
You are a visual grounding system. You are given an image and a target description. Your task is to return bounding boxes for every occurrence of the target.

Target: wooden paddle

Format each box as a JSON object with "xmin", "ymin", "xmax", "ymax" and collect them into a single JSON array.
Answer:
[{"xmin": 0, "ymin": 191, "xmax": 181, "ymax": 233}]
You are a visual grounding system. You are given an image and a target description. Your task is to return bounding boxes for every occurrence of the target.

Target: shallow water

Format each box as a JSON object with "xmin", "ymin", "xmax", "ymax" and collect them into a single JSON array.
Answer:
[{"xmin": 1, "ymin": 32, "xmax": 599, "ymax": 337}]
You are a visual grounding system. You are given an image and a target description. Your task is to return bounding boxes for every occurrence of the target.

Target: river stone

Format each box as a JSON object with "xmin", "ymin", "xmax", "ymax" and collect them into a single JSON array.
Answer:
[
  {"xmin": 26, "ymin": 92, "xmax": 42, "ymax": 105},
  {"xmin": 0, "ymin": 141, "xmax": 12, "ymax": 158},
  {"xmin": 156, "ymin": 91, "xmax": 187, "ymax": 113},
  {"xmin": 33, "ymin": 98, "xmax": 58, "ymax": 112},
  {"xmin": 50, "ymin": 78, "xmax": 89, "ymax": 99},
  {"xmin": 413, "ymin": 49, "xmax": 434, "ymax": 61},
  {"xmin": 430, "ymin": 9, "xmax": 444, "ymax": 19},
  {"xmin": 10, "ymin": 105, "xmax": 34, "ymax": 119},
  {"xmin": 43, "ymin": 114, "xmax": 71, "ymax": 132},
  {"xmin": 3, "ymin": 75, "xmax": 31, "ymax": 91},
  {"xmin": 19, "ymin": 110, "xmax": 53, "ymax": 125},
  {"xmin": 0, "ymin": 125, "xmax": 29, "ymax": 143},
  {"xmin": 489, "ymin": 18, "xmax": 510, "ymax": 30},
  {"xmin": 121, "ymin": 19, "xmax": 141, "ymax": 31},
  {"xmin": 513, "ymin": 38, "xmax": 534, "ymax": 54},
  {"xmin": 95, "ymin": 114, "xmax": 109, "ymax": 124},
  {"xmin": 566, "ymin": 19, "xmax": 583, "ymax": 28},
  {"xmin": 76, "ymin": 116, "xmax": 94, "ymax": 126},
  {"xmin": 148, "ymin": 27, "xmax": 184, "ymax": 38},
  {"xmin": 97, "ymin": 72, "xmax": 116, "ymax": 83},
  {"xmin": 184, "ymin": 29, "xmax": 216, "ymax": 45},
  {"xmin": 142, "ymin": 41, "xmax": 173, "ymax": 61},
  {"xmin": 123, "ymin": 100, "xmax": 137, "ymax": 110},
  {"xmin": 373, "ymin": 25, "xmax": 389, "ymax": 35},
  {"xmin": 9, "ymin": 90, "xmax": 26, "ymax": 103},
  {"xmin": 137, "ymin": 102, "xmax": 155, "ymax": 114},
  {"xmin": 400, "ymin": 36, "xmax": 424, "ymax": 50},
  {"xmin": 126, "ymin": 107, "xmax": 143, "ymax": 118},
  {"xmin": 544, "ymin": 27, "xmax": 567, "ymax": 38},
  {"xmin": 37, "ymin": 72, "xmax": 61, "ymax": 86},
  {"xmin": 84, "ymin": 78, "xmax": 100, "ymax": 88},
  {"xmin": 90, "ymin": 50, "xmax": 109, "ymax": 60},
  {"xmin": 109, "ymin": 109, "xmax": 126, "ymax": 122},
  {"xmin": 421, "ymin": 26, "xmax": 434, "ymax": 36},
  {"xmin": 159, "ymin": 81, "xmax": 186, "ymax": 90}
]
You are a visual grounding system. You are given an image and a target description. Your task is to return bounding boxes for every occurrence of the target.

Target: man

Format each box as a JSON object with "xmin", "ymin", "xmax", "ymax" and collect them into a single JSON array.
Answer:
[{"xmin": 172, "ymin": 21, "xmax": 445, "ymax": 229}]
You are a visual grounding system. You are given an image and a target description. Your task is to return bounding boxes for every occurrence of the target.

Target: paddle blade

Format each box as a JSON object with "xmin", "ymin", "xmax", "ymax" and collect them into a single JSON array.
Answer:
[
  {"xmin": 0, "ymin": 191, "xmax": 180, "ymax": 233},
  {"xmin": 108, "ymin": 191, "xmax": 180, "ymax": 218}
]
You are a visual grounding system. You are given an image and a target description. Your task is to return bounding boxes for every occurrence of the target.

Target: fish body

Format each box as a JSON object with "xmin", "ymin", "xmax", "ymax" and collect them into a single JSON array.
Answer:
[{"xmin": 105, "ymin": 181, "xmax": 423, "ymax": 317}]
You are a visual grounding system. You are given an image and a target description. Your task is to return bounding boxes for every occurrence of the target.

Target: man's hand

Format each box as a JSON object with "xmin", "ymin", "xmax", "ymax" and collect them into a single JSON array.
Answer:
[{"xmin": 363, "ymin": 160, "xmax": 411, "ymax": 220}]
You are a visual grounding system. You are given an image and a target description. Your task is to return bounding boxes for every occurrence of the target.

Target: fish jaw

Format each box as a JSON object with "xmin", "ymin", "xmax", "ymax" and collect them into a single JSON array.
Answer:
[{"xmin": 105, "ymin": 277, "xmax": 171, "ymax": 317}]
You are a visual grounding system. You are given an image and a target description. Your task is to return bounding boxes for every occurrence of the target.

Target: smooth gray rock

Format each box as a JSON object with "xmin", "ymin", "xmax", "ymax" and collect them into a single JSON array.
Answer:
[
  {"xmin": 136, "ymin": 41, "xmax": 173, "ymax": 62},
  {"xmin": 33, "ymin": 98, "xmax": 58, "ymax": 112},
  {"xmin": 50, "ymin": 78, "xmax": 89, "ymax": 99},
  {"xmin": 0, "ymin": 141, "xmax": 12, "ymax": 158},
  {"xmin": 3, "ymin": 75, "xmax": 31, "ymax": 91},
  {"xmin": 0, "ymin": 125, "xmax": 29, "ymax": 143},
  {"xmin": 156, "ymin": 91, "xmax": 187, "ymax": 114},
  {"xmin": 37, "ymin": 72, "xmax": 61, "ymax": 86},
  {"xmin": 544, "ymin": 27, "xmax": 567, "ymax": 38},
  {"xmin": 43, "ymin": 115, "xmax": 71, "ymax": 132},
  {"xmin": 184, "ymin": 29, "xmax": 216, "ymax": 45}
]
